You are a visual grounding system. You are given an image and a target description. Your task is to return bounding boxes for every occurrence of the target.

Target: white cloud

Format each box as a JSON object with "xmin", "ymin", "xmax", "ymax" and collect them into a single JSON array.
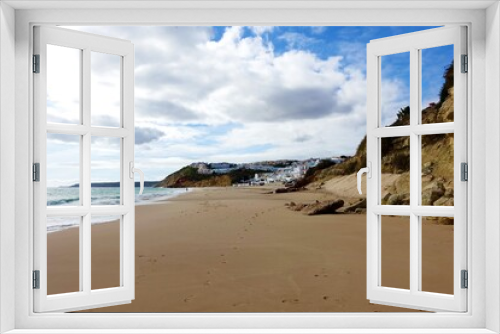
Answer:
[
  {"xmin": 52, "ymin": 26, "xmax": 391, "ymax": 180},
  {"xmin": 249, "ymin": 26, "xmax": 275, "ymax": 36},
  {"xmin": 311, "ymin": 26, "xmax": 327, "ymax": 35},
  {"xmin": 380, "ymin": 78, "xmax": 409, "ymax": 126},
  {"xmin": 278, "ymin": 32, "xmax": 319, "ymax": 49}
]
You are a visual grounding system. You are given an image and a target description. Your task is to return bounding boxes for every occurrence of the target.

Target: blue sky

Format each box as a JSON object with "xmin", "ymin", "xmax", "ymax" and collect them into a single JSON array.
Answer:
[{"xmin": 46, "ymin": 26, "xmax": 454, "ymax": 186}]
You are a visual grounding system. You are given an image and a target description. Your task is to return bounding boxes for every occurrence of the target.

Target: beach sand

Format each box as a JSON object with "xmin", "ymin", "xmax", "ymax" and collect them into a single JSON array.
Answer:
[{"xmin": 46, "ymin": 186, "xmax": 454, "ymax": 312}]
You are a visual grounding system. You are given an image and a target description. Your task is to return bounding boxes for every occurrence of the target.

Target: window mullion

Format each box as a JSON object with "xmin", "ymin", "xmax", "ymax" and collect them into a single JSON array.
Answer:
[
  {"xmin": 82, "ymin": 48, "xmax": 91, "ymax": 209},
  {"xmin": 413, "ymin": 123, "xmax": 454, "ymax": 135},
  {"xmin": 82, "ymin": 48, "xmax": 91, "ymax": 294},
  {"xmin": 409, "ymin": 47, "xmax": 420, "ymax": 294}
]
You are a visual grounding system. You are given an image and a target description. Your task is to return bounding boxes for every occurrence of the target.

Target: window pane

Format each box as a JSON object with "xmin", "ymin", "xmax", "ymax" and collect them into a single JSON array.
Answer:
[
  {"xmin": 381, "ymin": 136, "xmax": 410, "ymax": 205},
  {"xmin": 92, "ymin": 215, "xmax": 121, "ymax": 290},
  {"xmin": 380, "ymin": 52, "xmax": 410, "ymax": 127},
  {"xmin": 381, "ymin": 215, "xmax": 410, "ymax": 290},
  {"xmin": 47, "ymin": 133, "xmax": 80, "ymax": 206},
  {"xmin": 91, "ymin": 52, "xmax": 121, "ymax": 127},
  {"xmin": 421, "ymin": 134, "xmax": 454, "ymax": 206},
  {"xmin": 91, "ymin": 137, "xmax": 121, "ymax": 205},
  {"xmin": 421, "ymin": 216, "xmax": 454, "ymax": 294},
  {"xmin": 421, "ymin": 45, "xmax": 454, "ymax": 124},
  {"xmin": 47, "ymin": 44, "xmax": 81, "ymax": 124},
  {"xmin": 47, "ymin": 216, "xmax": 80, "ymax": 295}
]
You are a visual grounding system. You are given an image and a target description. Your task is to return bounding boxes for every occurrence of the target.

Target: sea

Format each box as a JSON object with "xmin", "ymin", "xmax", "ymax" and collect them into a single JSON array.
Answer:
[{"xmin": 46, "ymin": 186, "xmax": 188, "ymax": 232}]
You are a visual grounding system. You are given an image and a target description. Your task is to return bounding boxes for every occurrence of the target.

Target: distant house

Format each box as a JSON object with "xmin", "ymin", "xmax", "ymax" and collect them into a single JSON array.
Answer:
[
  {"xmin": 197, "ymin": 163, "xmax": 213, "ymax": 174},
  {"xmin": 212, "ymin": 168, "xmax": 236, "ymax": 174},
  {"xmin": 210, "ymin": 162, "xmax": 234, "ymax": 169}
]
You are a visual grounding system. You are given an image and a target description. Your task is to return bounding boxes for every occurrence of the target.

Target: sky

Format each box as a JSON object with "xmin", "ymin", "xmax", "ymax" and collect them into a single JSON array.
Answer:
[{"xmin": 46, "ymin": 26, "xmax": 454, "ymax": 187}]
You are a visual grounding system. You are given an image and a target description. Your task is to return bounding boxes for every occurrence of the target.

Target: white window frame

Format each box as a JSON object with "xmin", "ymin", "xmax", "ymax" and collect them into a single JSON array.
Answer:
[
  {"xmin": 33, "ymin": 26, "xmax": 136, "ymax": 313},
  {"xmin": 366, "ymin": 26, "xmax": 468, "ymax": 312},
  {"xmin": 0, "ymin": 1, "xmax": 498, "ymax": 333}
]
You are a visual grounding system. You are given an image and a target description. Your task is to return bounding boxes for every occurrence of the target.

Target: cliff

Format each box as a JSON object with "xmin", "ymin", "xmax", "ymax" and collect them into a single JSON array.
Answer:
[
  {"xmin": 155, "ymin": 166, "xmax": 265, "ymax": 188},
  {"xmin": 308, "ymin": 62, "xmax": 455, "ymax": 209}
]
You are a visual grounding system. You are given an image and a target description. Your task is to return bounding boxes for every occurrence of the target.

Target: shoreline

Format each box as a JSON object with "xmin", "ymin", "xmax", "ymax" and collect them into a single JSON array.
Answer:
[{"xmin": 47, "ymin": 187, "xmax": 196, "ymax": 233}]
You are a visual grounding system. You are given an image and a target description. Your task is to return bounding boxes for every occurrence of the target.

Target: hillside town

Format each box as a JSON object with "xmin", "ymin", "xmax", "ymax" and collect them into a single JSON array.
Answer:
[{"xmin": 189, "ymin": 157, "xmax": 347, "ymax": 186}]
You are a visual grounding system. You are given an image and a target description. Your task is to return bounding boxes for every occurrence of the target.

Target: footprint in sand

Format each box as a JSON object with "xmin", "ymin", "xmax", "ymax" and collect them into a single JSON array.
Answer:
[
  {"xmin": 221, "ymin": 261, "xmax": 227, "ymax": 264},
  {"xmin": 281, "ymin": 299, "xmax": 300, "ymax": 304},
  {"xmin": 183, "ymin": 295, "xmax": 195, "ymax": 303},
  {"xmin": 314, "ymin": 273, "xmax": 328, "ymax": 278},
  {"xmin": 141, "ymin": 257, "xmax": 157, "ymax": 263}
]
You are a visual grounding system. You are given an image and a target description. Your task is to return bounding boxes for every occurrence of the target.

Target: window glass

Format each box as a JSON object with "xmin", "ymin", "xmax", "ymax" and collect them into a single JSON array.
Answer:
[
  {"xmin": 381, "ymin": 215, "xmax": 410, "ymax": 290},
  {"xmin": 91, "ymin": 137, "xmax": 121, "ymax": 205},
  {"xmin": 421, "ymin": 134, "xmax": 454, "ymax": 206},
  {"xmin": 47, "ymin": 133, "xmax": 81, "ymax": 206},
  {"xmin": 381, "ymin": 137, "xmax": 410, "ymax": 205},
  {"xmin": 47, "ymin": 217, "xmax": 81, "ymax": 295},
  {"xmin": 421, "ymin": 216, "xmax": 454, "ymax": 294},
  {"xmin": 380, "ymin": 52, "xmax": 410, "ymax": 127},
  {"xmin": 92, "ymin": 215, "xmax": 121, "ymax": 290},
  {"xmin": 421, "ymin": 45, "xmax": 454, "ymax": 124},
  {"xmin": 47, "ymin": 45, "xmax": 81, "ymax": 124},
  {"xmin": 91, "ymin": 52, "xmax": 121, "ymax": 127}
]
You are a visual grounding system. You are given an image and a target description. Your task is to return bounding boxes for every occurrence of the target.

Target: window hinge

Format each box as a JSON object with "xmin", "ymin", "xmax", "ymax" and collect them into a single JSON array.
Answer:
[
  {"xmin": 461, "ymin": 270, "xmax": 468, "ymax": 289},
  {"xmin": 461, "ymin": 162, "xmax": 468, "ymax": 182},
  {"xmin": 33, "ymin": 163, "xmax": 40, "ymax": 182},
  {"xmin": 461, "ymin": 54, "xmax": 468, "ymax": 73},
  {"xmin": 33, "ymin": 270, "xmax": 40, "ymax": 289},
  {"xmin": 33, "ymin": 54, "xmax": 40, "ymax": 73}
]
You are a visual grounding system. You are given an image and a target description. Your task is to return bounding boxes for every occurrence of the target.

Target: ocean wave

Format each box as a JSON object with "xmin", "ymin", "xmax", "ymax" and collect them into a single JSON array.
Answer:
[
  {"xmin": 91, "ymin": 198, "xmax": 121, "ymax": 206},
  {"xmin": 47, "ymin": 187, "xmax": 190, "ymax": 232},
  {"xmin": 47, "ymin": 197, "xmax": 80, "ymax": 206},
  {"xmin": 135, "ymin": 189, "xmax": 190, "ymax": 205},
  {"xmin": 47, "ymin": 222, "xmax": 79, "ymax": 233}
]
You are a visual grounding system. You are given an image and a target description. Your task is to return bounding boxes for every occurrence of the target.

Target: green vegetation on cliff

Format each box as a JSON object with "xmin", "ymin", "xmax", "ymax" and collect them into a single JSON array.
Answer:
[{"xmin": 156, "ymin": 166, "xmax": 266, "ymax": 188}]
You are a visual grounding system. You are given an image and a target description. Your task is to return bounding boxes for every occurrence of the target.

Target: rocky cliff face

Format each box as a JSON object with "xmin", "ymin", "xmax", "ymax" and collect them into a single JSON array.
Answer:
[{"xmin": 309, "ymin": 63, "xmax": 455, "ymax": 214}]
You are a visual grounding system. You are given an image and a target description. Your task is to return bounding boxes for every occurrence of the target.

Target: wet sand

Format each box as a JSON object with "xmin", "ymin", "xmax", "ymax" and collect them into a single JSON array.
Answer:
[{"xmin": 46, "ymin": 186, "xmax": 454, "ymax": 312}]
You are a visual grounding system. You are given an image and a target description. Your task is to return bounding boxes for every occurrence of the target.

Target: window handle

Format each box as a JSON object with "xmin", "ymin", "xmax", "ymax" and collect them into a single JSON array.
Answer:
[
  {"xmin": 129, "ymin": 162, "xmax": 145, "ymax": 195},
  {"xmin": 357, "ymin": 162, "xmax": 371, "ymax": 195}
]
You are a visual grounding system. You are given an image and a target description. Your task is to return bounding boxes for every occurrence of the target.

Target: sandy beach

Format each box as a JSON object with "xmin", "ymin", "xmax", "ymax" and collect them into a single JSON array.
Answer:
[{"xmin": 47, "ymin": 185, "xmax": 454, "ymax": 313}]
